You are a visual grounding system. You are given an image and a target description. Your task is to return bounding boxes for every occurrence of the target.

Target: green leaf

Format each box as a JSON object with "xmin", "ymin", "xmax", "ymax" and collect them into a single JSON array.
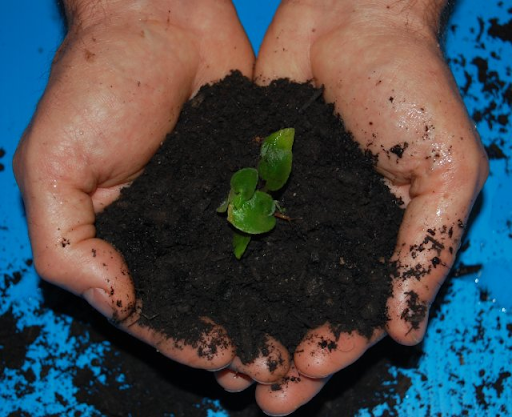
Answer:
[
  {"xmin": 258, "ymin": 128, "xmax": 295, "ymax": 192},
  {"xmin": 228, "ymin": 191, "xmax": 276, "ymax": 234},
  {"xmin": 233, "ymin": 232, "xmax": 251, "ymax": 259},
  {"xmin": 230, "ymin": 168, "xmax": 259, "ymax": 206}
]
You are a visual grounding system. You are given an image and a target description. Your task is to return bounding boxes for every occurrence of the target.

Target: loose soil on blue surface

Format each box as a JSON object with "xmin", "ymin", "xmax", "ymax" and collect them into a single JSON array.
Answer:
[
  {"xmin": 0, "ymin": 147, "xmax": 6, "ymax": 172},
  {"xmin": 95, "ymin": 72, "xmax": 404, "ymax": 364}
]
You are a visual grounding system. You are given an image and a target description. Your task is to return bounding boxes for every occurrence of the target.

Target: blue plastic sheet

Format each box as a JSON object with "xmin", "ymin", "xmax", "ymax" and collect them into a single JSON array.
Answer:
[{"xmin": 1, "ymin": 0, "xmax": 510, "ymax": 415}]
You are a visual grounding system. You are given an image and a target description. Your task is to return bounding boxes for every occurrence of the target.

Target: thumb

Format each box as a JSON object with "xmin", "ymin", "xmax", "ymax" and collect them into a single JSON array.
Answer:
[
  {"xmin": 254, "ymin": 1, "xmax": 317, "ymax": 84},
  {"xmin": 14, "ymin": 134, "xmax": 135, "ymax": 320},
  {"xmin": 386, "ymin": 143, "xmax": 488, "ymax": 345}
]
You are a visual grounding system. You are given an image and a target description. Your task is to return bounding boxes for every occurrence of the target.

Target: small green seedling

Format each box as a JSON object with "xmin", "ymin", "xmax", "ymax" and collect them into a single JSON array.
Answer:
[{"xmin": 217, "ymin": 128, "xmax": 295, "ymax": 259}]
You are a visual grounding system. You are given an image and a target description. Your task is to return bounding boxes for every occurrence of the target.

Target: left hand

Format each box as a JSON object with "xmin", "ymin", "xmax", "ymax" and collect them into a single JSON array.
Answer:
[
  {"xmin": 13, "ymin": 0, "xmax": 290, "ymax": 394},
  {"xmin": 215, "ymin": 1, "xmax": 489, "ymax": 414}
]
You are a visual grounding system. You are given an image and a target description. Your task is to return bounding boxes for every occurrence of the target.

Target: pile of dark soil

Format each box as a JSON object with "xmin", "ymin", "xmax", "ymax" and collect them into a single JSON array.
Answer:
[{"xmin": 95, "ymin": 72, "xmax": 404, "ymax": 364}]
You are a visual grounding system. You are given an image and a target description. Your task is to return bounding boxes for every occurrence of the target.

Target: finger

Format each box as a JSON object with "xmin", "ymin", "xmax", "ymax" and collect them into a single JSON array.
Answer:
[
  {"xmin": 386, "ymin": 155, "xmax": 487, "ymax": 345},
  {"xmin": 294, "ymin": 324, "xmax": 384, "ymax": 378},
  {"xmin": 185, "ymin": 0, "xmax": 255, "ymax": 89},
  {"xmin": 378, "ymin": 65, "xmax": 488, "ymax": 344},
  {"xmin": 256, "ymin": 362, "xmax": 328, "ymax": 416},
  {"xmin": 254, "ymin": 1, "xmax": 318, "ymax": 84},
  {"xmin": 228, "ymin": 336, "xmax": 291, "ymax": 384},
  {"xmin": 14, "ymin": 163, "xmax": 138, "ymax": 321},
  {"xmin": 119, "ymin": 308, "xmax": 236, "ymax": 371},
  {"xmin": 214, "ymin": 334, "xmax": 292, "ymax": 392},
  {"xmin": 215, "ymin": 368, "xmax": 254, "ymax": 393}
]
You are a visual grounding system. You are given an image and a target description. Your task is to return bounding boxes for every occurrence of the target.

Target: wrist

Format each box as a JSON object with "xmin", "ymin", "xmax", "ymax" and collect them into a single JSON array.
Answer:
[
  {"xmin": 61, "ymin": 0, "xmax": 202, "ymax": 29},
  {"xmin": 348, "ymin": 0, "xmax": 447, "ymax": 37},
  {"xmin": 61, "ymin": 0, "xmax": 242, "ymax": 40},
  {"xmin": 62, "ymin": 0, "xmax": 131, "ymax": 28},
  {"xmin": 354, "ymin": 0, "xmax": 447, "ymax": 33},
  {"xmin": 284, "ymin": 0, "xmax": 447, "ymax": 40}
]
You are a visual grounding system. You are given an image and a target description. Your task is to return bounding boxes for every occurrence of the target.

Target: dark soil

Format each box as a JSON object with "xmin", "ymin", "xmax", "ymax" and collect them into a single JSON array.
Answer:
[{"xmin": 95, "ymin": 72, "xmax": 404, "ymax": 364}]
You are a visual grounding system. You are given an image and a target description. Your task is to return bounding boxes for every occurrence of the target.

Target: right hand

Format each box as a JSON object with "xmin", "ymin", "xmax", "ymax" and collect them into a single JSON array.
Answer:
[
  {"xmin": 215, "ymin": 1, "xmax": 488, "ymax": 415},
  {"xmin": 14, "ymin": 0, "xmax": 290, "ymax": 385}
]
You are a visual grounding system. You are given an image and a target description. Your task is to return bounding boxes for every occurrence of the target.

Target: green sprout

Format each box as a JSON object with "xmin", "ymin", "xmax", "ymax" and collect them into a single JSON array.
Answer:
[{"xmin": 217, "ymin": 128, "xmax": 295, "ymax": 259}]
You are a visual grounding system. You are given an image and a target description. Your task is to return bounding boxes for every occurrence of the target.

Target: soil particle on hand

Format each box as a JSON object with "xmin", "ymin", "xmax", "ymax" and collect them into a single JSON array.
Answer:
[
  {"xmin": 389, "ymin": 142, "xmax": 409, "ymax": 158},
  {"xmin": 400, "ymin": 291, "xmax": 428, "ymax": 332},
  {"xmin": 318, "ymin": 337, "xmax": 338, "ymax": 352},
  {"xmin": 270, "ymin": 375, "xmax": 302, "ymax": 392},
  {"xmin": 95, "ymin": 71, "xmax": 404, "ymax": 364}
]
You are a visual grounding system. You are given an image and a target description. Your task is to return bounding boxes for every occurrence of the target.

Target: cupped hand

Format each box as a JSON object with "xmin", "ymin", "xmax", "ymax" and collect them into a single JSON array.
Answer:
[
  {"xmin": 13, "ymin": 0, "xmax": 291, "ymax": 383},
  {"xmin": 228, "ymin": 0, "xmax": 488, "ymax": 414}
]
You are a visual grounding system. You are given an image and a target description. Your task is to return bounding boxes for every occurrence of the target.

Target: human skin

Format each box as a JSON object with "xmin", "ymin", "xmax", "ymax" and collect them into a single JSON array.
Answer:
[
  {"xmin": 214, "ymin": 0, "xmax": 489, "ymax": 415},
  {"xmin": 14, "ymin": 0, "xmax": 489, "ymax": 416}
]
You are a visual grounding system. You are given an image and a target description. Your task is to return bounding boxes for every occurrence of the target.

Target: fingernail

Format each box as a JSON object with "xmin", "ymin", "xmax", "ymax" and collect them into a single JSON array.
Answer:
[
  {"xmin": 262, "ymin": 411, "xmax": 290, "ymax": 417},
  {"xmin": 83, "ymin": 287, "xmax": 114, "ymax": 318},
  {"xmin": 411, "ymin": 333, "xmax": 424, "ymax": 345},
  {"xmin": 208, "ymin": 364, "xmax": 230, "ymax": 372}
]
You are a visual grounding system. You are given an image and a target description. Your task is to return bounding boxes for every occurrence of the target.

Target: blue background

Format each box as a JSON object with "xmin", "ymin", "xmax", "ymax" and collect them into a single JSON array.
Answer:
[{"xmin": 1, "ymin": 0, "xmax": 511, "ymax": 415}]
